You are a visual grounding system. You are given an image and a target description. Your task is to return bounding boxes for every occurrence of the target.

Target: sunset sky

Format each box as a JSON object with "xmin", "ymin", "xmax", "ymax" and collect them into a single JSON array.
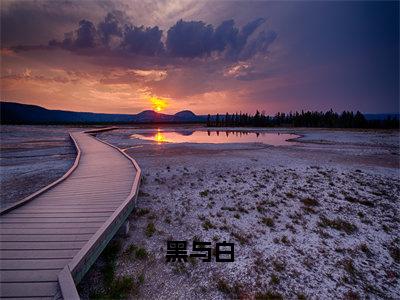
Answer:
[{"xmin": 1, "ymin": 0, "xmax": 399, "ymax": 115}]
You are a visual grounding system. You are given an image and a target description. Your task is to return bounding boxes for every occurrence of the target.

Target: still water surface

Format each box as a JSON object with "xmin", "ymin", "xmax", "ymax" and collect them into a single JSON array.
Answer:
[{"xmin": 130, "ymin": 130, "xmax": 299, "ymax": 146}]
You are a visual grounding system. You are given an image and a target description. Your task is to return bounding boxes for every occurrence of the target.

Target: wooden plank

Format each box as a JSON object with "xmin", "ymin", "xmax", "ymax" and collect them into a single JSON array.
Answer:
[
  {"xmin": 43, "ymin": 181, "xmax": 132, "ymax": 188},
  {"xmin": 0, "ymin": 223, "xmax": 103, "ymax": 229},
  {"xmin": 17, "ymin": 207, "xmax": 118, "ymax": 212},
  {"xmin": 50, "ymin": 180, "xmax": 131, "ymax": 188},
  {"xmin": 0, "ymin": 282, "xmax": 57, "ymax": 297},
  {"xmin": 1, "ymin": 228, "xmax": 98, "ymax": 235},
  {"xmin": 0, "ymin": 234, "xmax": 92, "ymax": 242},
  {"xmin": 68, "ymin": 174, "xmax": 133, "ymax": 180},
  {"xmin": 32, "ymin": 202, "xmax": 125, "ymax": 207},
  {"xmin": 71, "ymin": 164, "xmax": 132, "ymax": 170},
  {"xmin": 27, "ymin": 185, "xmax": 130, "ymax": 192},
  {"xmin": 29, "ymin": 201, "xmax": 124, "ymax": 207},
  {"xmin": 0, "ymin": 249, "xmax": 78, "ymax": 259},
  {"xmin": 32, "ymin": 196, "xmax": 126, "ymax": 202},
  {"xmin": 33, "ymin": 190, "xmax": 129, "ymax": 198},
  {"xmin": 0, "ymin": 269, "xmax": 60, "ymax": 282},
  {"xmin": 73, "ymin": 158, "xmax": 127, "ymax": 163},
  {"xmin": 0, "ymin": 259, "xmax": 70, "ymax": 270},
  {"xmin": 4, "ymin": 212, "xmax": 112, "ymax": 218},
  {"xmin": 0, "ymin": 217, "xmax": 109, "ymax": 223},
  {"xmin": 9, "ymin": 208, "xmax": 116, "ymax": 214},
  {"xmin": 33, "ymin": 194, "xmax": 128, "ymax": 202},
  {"xmin": 33, "ymin": 202, "xmax": 125, "ymax": 207},
  {"xmin": 76, "ymin": 162, "xmax": 131, "ymax": 167},
  {"xmin": 49, "ymin": 185, "xmax": 132, "ymax": 193},
  {"xmin": 0, "ymin": 241, "xmax": 86, "ymax": 250},
  {"xmin": 0, "ymin": 297, "xmax": 53, "ymax": 300},
  {"xmin": 14, "ymin": 204, "xmax": 119, "ymax": 209},
  {"xmin": 66, "ymin": 177, "xmax": 132, "ymax": 183}
]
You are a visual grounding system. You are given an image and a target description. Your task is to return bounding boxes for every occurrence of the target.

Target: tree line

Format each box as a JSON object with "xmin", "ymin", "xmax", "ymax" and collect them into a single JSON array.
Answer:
[{"xmin": 206, "ymin": 110, "xmax": 399, "ymax": 129}]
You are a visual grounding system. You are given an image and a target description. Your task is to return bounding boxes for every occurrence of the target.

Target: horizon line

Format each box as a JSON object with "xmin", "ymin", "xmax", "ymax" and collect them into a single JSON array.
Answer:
[{"xmin": 1, "ymin": 100, "xmax": 399, "ymax": 116}]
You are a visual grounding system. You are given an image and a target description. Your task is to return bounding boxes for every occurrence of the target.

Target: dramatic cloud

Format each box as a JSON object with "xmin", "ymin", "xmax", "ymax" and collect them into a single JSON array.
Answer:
[
  {"xmin": 11, "ymin": 12, "xmax": 276, "ymax": 62},
  {"xmin": 166, "ymin": 20, "xmax": 214, "ymax": 57},
  {"xmin": 76, "ymin": 20, "xmax": 98, "ymax": 48},
  {"xmin": 150, "ymin": 17, "xmax": 277, "ymax": 60},
  {"xmin": 48, "ymin": 19, "xmax": 99, "ymax": 50},
  {"xmin": 165, "ymin": 18, "xmax": 276, "ymax": 60},
  {"xmin": 231, "ymin": 18, "xmax": 265, "ymax": 54},
  {"xmin": 239, "ymin": 30, "xmax": 277, "ymax": 60},
  {"xmin": 122, "ymin": 25, "xmax": 164, "ymax": 56},
  {"xmin": 98, "ymin": 12, "xmax": 123, "ymax": 45},
  {"xmin": 213, "ymin": 20, "xmax": 238, "ymax": 52}
]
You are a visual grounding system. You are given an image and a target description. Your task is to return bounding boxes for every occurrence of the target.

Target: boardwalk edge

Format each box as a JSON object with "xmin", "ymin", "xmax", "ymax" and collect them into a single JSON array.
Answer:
[{"xmin": 58, "ymin": 266, "xmax": 80, "ymax": 300}]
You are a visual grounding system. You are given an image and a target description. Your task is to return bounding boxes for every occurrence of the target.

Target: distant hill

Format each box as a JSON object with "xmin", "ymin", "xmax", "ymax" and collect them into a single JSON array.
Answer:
[
  {"xmin": 134, "ymin": 110, "xmax": 172, "ymax": 123},
  {"xmin": 0, "ymin": 102, "xmax": 206, "ymax": 124},
  {"xmin": 174, "ymin": 110, "xmax": 197, "ymax": 121}
]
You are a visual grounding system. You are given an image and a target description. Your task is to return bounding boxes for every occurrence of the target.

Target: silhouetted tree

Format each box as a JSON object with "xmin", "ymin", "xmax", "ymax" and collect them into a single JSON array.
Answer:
[{"xmin": 206, "ymin": 109, "xmax": 398, "ymax": 129}]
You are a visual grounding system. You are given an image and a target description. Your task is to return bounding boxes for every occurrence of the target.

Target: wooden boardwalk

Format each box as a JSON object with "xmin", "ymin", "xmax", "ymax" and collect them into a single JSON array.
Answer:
[{"xmin": 0, "ymin": 129, "xmax": 141, "ymax": 299}]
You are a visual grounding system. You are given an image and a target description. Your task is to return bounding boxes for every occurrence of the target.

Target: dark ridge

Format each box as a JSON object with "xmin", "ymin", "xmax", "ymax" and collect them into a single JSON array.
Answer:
[{"xmin": 0, "ymin": 102, "xmax": 205, "ymax": 124}]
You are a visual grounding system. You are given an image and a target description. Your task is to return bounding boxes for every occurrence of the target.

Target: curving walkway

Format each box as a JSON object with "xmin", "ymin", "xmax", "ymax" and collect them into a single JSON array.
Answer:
[{"xmin": 0, "ymin": 129, "xmax": 141, "ymax": 299}]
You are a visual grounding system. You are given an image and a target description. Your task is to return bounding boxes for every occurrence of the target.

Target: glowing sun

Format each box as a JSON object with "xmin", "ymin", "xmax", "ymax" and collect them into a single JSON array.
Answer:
[{"xmin": 149, "ymin": 96, "xmax": 168, "ymax": 112}]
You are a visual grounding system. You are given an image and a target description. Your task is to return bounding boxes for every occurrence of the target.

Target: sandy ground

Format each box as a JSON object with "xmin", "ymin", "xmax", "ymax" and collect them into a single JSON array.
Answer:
[{"xmin": 75, "ymin": 126, "xmax": 400, "ymax": 299}]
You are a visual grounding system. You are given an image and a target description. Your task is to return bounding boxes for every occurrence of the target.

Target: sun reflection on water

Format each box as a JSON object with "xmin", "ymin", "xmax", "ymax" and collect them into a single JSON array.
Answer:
[{"xmin": 154, "ymin": 130, "xmax": 168, "ymax": 144}]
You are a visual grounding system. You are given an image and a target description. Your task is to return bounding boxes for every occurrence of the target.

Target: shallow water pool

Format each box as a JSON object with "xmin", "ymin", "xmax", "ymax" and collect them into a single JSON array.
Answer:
[{"xmin": 130, "ymin": 130, "xmax": 299, "ymax": 146}]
